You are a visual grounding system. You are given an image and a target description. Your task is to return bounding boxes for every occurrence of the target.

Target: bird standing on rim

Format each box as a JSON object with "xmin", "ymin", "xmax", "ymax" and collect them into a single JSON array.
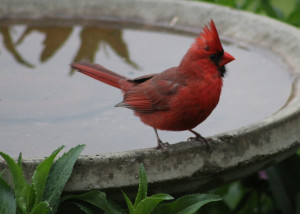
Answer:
[{"xmin": 71, "ymin": 20, "xmax": 235, "ymax": 149}]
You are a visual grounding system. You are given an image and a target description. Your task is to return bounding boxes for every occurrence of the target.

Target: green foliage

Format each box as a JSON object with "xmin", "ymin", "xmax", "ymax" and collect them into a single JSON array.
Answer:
[
  {"xmin": 197, "ymin": 153, "xmax": 300, "ymax": 214},
  {"xmin": 266, "ymin": 154, "xmax": 300, "ymax": 214},
  {"xmin": 62, "ymin": 164, "xmax": 221, "ymax": 214},
  {"xmin": 43, "ymin": 145, "xmax": 85, "ymax": 214},
  {"xmin": 0, "ymin": 145, "xmax": 85, "ymax": 214},
  {"xmin": 63, "ymin": 190, "xmax": 126, "ymax": 214},
  {"xmin": 198, "ymin": 0, "xmax": 300, "ymax": 27},
  {"xmin": 133, "ymin": 164, "xmax": 148, "ymax": 207},
  {"xmin": 0, "ymin": 171, "xmax": 16, "ymax": 213},
  {"xmin": 153, "ymin": 194, "xmax": 222, "ymax": 214},
  {"xmin": 32, "ymin": 147, "xmax": 63, "ymax": 208},
  {"xmin": 0, "ymin": 152, "xmax": 34, "ymax": 214}
]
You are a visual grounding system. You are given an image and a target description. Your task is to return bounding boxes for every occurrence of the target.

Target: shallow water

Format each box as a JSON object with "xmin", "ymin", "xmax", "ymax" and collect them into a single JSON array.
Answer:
[{"xmin": 0, "ymin": 20, "xmax": 293, "ymax": 158}]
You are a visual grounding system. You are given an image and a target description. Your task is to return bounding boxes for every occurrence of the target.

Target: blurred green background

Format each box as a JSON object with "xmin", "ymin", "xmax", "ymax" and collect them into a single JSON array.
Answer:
[
  {"xmin": 199, "ymin": 0, "xmax": 300, "ymax": 27},
  {"xmin": 196, "ymin": 0, "xmax": 300, "ymax": 213}
]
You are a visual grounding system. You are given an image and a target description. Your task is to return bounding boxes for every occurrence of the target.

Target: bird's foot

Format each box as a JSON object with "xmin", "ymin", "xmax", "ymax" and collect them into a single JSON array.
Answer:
[
  {"xmin": 187, "ymin": 130, "xmax": 212, "ymax": 153},
  {"xmin": 155, "ymin": 140, "xmax": 170, "ymax": 150},
  {"xmin": 153, "ymin": 128, "xmax": 170, "ymax": 150}
]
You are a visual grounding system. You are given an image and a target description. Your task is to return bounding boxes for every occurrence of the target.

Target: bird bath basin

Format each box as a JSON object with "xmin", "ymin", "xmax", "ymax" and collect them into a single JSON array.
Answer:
[{"xmin": 0, "ymin": 0, "xmax": 300, "ymax": 194}]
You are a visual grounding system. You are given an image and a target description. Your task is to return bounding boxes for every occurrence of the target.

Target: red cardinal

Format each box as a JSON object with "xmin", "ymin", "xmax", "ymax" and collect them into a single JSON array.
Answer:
[{"xmin": 71, "ymin": 20, "xmax": 234, "ymax": 149}]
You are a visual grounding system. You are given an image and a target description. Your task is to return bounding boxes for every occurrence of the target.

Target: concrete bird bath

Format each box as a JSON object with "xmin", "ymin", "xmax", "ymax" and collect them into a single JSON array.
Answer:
[{"xmin": 0, "ymin": 0, "xmax": 300, "ymax": 195}]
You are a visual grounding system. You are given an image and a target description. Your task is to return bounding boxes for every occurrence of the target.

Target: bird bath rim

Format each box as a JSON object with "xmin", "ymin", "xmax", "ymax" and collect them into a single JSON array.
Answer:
[{"xmin": 0, "ymin": 0, "xmax": 300, "ymax": 194}]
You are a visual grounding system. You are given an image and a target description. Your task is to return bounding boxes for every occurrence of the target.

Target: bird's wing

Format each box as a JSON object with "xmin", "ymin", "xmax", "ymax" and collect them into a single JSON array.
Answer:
[
  {"xmin": 117, "ymin": 68, "xmax": 182, "ymax": 113},
  {"xmin": 129, "ymin": 73, "xmax": 159, "ymax": 83}
]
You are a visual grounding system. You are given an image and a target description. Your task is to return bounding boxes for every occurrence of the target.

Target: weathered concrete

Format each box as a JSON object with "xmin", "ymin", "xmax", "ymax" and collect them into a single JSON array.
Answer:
[{"xmin": 0, "ymin": 0, "xmax": 300, "ymax": 194}]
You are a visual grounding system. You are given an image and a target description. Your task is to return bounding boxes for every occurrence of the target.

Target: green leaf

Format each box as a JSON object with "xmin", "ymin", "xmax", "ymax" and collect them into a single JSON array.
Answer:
[
  {"xmin": 29, "ymin": 201, "xmax": 51, "ymax": 214},
  {"xmin": 134, "ymin": 164, "xmax": 147, "ymax": 208},
  {"xmin": 223, "ymin": 181, "xmax": 243, "ymax": 210},
  {"xmin": 135, "ymin": 193, "xmax": 173, "ymax": 214},
  {"xmin": 266, "ymin": 167, "xmax": 293, "ymax": 214},
  {"xmin": 32, "ymin": 146, "xmax": 64, "ymax": 206},
  {"xmin": 266, "ymin": 154, "xmax": 300, "ymax": 214},
  {"xmin": 0, "ymin": 175, "xmax": 16, "ymax": 214},
  {"xmin": 73, "ymin": 202, "xmax": 94, "ymax": 214},
  {"xmin": 0, "ymin": 151, "xmax": 30, "ymax": 213},
  {"xmin": 26, "ymin": 185, "xmax": 35, "ymax": 213},
  {"xmin": 153, "ymin": 194, "xmax": 222, "ymax": 214},
  {"xmin": 17, "ymin": 153, "xmax": 22, "ymax": 168},
  {"xmin": 63, "ymin": 190, "xmax": 125, "ymax": 214},
  {"xmin": 43, "ymin": 144, "xmax": 85, "ymax": 214},
  {"xmin": 287, "ymin": 11, "xmax": 300, "ymax": 26},
  {"xmin": 122, "ymin": 191, "xmax": 135, "ymax": 214}
]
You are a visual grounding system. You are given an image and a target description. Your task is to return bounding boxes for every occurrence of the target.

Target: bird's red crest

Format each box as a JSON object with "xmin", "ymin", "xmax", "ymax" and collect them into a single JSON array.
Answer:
[{"xmin": 196, "ymin": 20, "xmax": 223, "ymax": 53}]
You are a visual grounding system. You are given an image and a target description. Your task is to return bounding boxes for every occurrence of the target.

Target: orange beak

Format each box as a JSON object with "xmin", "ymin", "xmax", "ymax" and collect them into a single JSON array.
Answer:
[{"xmin": 219, "ymin": 52, "xmax": 235, "ymax": 67}]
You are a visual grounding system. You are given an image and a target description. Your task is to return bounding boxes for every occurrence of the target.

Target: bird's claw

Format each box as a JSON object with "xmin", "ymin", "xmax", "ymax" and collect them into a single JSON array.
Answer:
[
  {"xmin": 156, "ymin": 140, "xmax": 170, "ymax": 150},
  {"xmin": 188, "ymin": 136, "xmax": 212, "ymax": 153},
  {"xmin": 187, "ymin": 137, "xmax": 195, "ymax": 142}
]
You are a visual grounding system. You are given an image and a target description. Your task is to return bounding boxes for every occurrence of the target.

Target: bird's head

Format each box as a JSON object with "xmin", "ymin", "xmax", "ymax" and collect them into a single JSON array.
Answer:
[{"xmin": 190, "ymin": 20, "xmax": 235, "ymax": 77}]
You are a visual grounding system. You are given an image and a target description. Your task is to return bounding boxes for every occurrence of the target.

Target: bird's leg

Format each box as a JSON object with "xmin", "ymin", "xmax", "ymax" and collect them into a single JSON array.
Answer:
[
  {"xmin": 188, "ymin": 129, "xmax": 212, "ymax": 152},
  {"xmin": 154, "ymin": 128, "xmax": 170, "ymax": 150}
]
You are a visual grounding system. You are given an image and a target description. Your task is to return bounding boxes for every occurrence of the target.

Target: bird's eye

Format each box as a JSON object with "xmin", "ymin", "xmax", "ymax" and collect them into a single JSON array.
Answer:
[
  {"xmin": 210, "ymin": 54, "xmax": 218, "ymax": 62},
  {"xmin": 209, "ymin": 51, "xmax": 224, "ymax": 65}
]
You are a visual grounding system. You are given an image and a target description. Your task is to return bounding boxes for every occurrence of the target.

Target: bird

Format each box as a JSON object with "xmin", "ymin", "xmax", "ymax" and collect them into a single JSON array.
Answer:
[{"xmin": 71, "ymin": 20, "xmax": 235, "ymax": 150}]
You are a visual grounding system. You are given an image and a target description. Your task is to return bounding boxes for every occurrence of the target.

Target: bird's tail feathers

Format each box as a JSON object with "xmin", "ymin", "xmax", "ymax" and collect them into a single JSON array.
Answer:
[{"xmin": 71, "ymin": 62, "xmax": 126, "ymax": 89}]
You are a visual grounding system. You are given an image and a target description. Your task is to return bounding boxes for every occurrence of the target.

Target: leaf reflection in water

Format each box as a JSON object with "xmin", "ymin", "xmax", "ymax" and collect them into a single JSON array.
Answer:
[
  {"xmin": 0, "ymin": 21, "xmax": 139, "ymax": 72},
  {"xmin": 0, "ymin": 26, "xmax": 34, "ymax": 68}
]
